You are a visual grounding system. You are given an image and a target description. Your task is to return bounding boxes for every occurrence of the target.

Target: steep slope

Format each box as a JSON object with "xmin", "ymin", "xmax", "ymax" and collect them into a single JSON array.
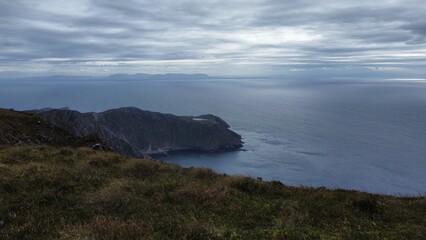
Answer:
[
  {"xmin": 0, "ymin": 108, "xmax": 99, "ymax": 147},
  {"xmin": 1, "ymin": 145, "xmax": 425, "ymax": 239},
  {"xmin": 35, "ymin": 107, "xmax": 243, "ymax": 156},
  {"xmin": 0, "ymin": 108, "xmax": 425, "ymax": 239}
]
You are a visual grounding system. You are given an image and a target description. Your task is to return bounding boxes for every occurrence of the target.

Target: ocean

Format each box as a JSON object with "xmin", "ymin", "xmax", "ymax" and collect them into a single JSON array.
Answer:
[{"xmin": 1, "ymin": 78, "xmax": 425, "ymax": 195}]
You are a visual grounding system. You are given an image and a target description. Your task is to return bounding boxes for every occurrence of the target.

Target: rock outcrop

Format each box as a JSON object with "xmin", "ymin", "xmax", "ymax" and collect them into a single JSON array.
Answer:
[
  {"xmin": 35, "ymin": 107, "xmax": 243, "ymax": 156},
  {"xmin": 0, "ymin": 108, "xmax": 101, "ymax": 147}
]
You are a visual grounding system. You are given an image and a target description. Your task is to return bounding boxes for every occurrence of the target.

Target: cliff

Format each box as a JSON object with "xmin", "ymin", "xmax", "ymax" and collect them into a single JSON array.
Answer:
[
  {"xmin": 35, "ymin": 107, "xmax": 243, "ymax": 156},
  {"xmin": 0, "ymin": 108, "xmax": 100, "ymax": 147},
  {"xmin": 0, "ymin": 108, "xmax": 425, "ymax": 239}
]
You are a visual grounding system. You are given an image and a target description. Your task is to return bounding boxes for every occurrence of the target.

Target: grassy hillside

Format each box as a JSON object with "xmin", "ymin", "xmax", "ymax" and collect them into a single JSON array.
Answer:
[
  {"xmin": 0, "ymin": 108, "xmax": 425, "ymax": 239},
  {"xmin": 1, "ymin": 145, "xmax": 425, "ymax": 239},
  {"xmin": 0, "ymin": 108, "xmax": 101, "ymax": 147}
]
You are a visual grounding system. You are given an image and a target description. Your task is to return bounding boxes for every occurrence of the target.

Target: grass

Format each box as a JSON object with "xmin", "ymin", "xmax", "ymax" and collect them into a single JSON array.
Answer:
[
  {"xmin": 1, "ymin": 145, "xmax": 425, "ymax": 239},
  {"xmin": 0, "ymin": 108, "xmax": 101, "ymax": 147}
]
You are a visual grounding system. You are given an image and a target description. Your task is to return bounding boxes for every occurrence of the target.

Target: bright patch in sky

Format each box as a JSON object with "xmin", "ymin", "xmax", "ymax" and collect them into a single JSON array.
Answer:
[{"xmin": 0, "ymin": 0, "xmax": 426, "ymax": 77}]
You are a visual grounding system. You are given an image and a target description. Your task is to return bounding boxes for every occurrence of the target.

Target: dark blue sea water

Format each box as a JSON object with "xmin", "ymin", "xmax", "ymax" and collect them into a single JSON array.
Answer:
[{"xmin": 1, "ymin": 78, "xmax": 426, "ymax": 195}]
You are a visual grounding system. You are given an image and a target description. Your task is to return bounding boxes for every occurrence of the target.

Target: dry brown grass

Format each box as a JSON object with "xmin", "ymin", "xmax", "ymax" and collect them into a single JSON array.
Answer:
[
  {"xmin": 1, "ymin": 145, "xmax": 425, "ymax": 239},
  {"xmin": 60, "ymin": 216, "xmax": 146, "ymax": 240}
]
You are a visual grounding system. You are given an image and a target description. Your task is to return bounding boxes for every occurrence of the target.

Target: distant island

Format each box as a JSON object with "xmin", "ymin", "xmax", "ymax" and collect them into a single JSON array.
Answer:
[
  {"xmin": 5, "ymin": 73, "xmax": 212, "ymax": 82},
  {"xmin": 104, "ymin": 73, "xmax": 211, "ymax": 81}
]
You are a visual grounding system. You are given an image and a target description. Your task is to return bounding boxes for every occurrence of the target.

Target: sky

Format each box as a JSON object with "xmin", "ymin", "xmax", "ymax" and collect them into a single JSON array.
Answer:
[{"xmin": 1, "ymin": 0, "xmax": 426, "ymax": 78}]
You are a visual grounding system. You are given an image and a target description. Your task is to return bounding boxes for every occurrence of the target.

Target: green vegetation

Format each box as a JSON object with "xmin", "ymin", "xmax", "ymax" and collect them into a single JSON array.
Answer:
[
  {"xmin": 1, "ymin": 145, "xmax": 425, "ymax": 239},
  {"xmin": 0, "ymin": 108, "xmax": 101, "ymax": 147},
  {"xmin": 0, "ymin": 108, "xmax": 425, "ymax": 239}
]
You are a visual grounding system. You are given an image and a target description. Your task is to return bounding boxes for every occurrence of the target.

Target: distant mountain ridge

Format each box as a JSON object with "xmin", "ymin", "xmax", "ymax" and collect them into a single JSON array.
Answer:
[
  {"xmin": 7, "ymin": 73, "xmax": 211, "ymax": 81},
  {"xmin": 104, "ymin": 73, "xmax": 210, "ymax": 80},
  {"xmin": 34, "ymin": 107, "xmax": 243, "ymax": 156}
]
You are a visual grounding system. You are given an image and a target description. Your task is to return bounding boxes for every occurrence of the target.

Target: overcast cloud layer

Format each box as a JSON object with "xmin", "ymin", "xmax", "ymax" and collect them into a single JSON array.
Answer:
[{"xmin": 1, "ymin": 0, "xmax": 426, "ymax": 77}]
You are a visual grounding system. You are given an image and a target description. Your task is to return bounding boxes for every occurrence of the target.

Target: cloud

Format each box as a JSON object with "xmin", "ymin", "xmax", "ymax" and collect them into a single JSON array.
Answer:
[
  {"xmin": 0, "ymin": 0, "xmax": 426, "ymax": 77},
  {"xmin": 403, "ymin": 21, "xmax": 426, "ymax": 36}
]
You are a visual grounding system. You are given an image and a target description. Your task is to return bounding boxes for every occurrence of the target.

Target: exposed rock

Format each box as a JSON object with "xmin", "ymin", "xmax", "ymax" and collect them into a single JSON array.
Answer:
[
  {"xmin": 35, "ymin": 107, "xmax": 243, "ymax": 157},
  {"xmin": 0, "ymin": 108, "xmax": 101, "ymax": 147},
  {"xmin": 91, "ymin": 143, "xmax": 110, "ymax": 151}
]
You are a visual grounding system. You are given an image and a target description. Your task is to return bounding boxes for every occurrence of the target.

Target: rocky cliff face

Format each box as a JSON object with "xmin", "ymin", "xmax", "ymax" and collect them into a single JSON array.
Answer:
[
  {"xmin": 0, "ymin": 108, "xmax": 101, "ymax": 147},
  {"xmin": 35, "ymin": 107, "xmax": 243, "ymax": 156}
]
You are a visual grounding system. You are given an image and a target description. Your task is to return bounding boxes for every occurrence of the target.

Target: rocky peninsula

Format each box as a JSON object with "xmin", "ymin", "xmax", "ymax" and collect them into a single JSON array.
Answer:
[
  {"xmin": 34, "ymin": 107, "xmax": 243, "ymax": 156},
  {"xmin": 1, "ymin": 108, "xmax": 425, "ymax": 239}
]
